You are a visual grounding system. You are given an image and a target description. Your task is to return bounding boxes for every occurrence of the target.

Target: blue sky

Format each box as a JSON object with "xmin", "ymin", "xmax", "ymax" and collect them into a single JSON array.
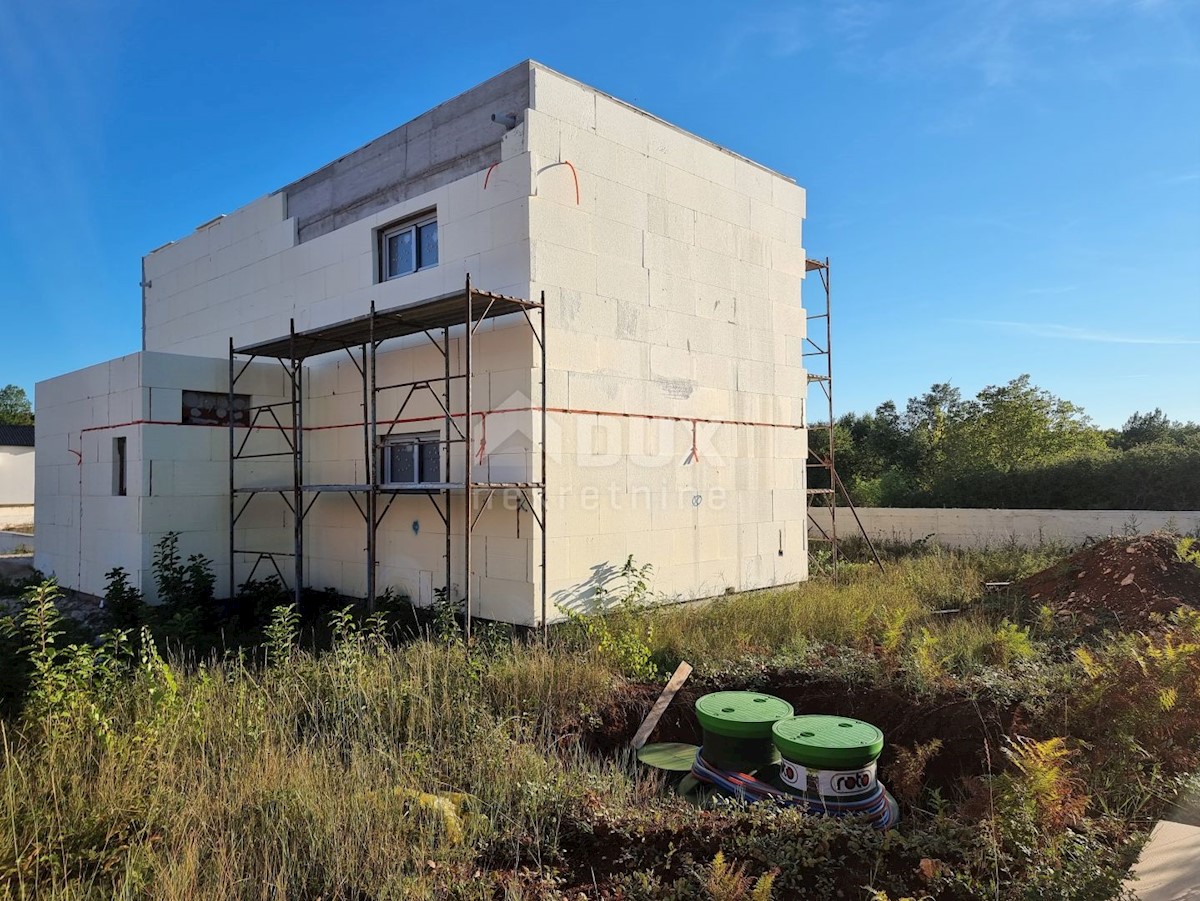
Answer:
[{"xmin": 1, "ymin": 0, "xmax": 1197, "ymax": 428}]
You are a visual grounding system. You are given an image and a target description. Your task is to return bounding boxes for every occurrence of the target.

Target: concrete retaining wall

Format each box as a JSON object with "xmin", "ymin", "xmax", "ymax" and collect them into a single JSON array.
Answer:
[
  {"xmin": 0, "ymin": 530, "xmax": 33, "ymax": 554},
  {"xmin": 0, "ymin": 446, "xmax": 34, "ymax": 507},
  {"xmin": 0, "ymin": 505, "xmax": 34, "ymax": 529},
  {"xmin": 808, "ymin": 507, "xmax": 1200, "ymax": 549}
]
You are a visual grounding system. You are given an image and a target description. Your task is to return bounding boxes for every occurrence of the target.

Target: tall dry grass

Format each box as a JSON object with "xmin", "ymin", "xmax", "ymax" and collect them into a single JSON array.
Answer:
[
  {"xmin": 0, "ymin": 610, "xmax": 628, "ymax": 900},
  {"xmin": 0, "ymin": 542, "xmax": 1076, "ymax": 899},
  {"xmin": 645, "ymin": 552, "xmax": 993, "ymax": 669}
]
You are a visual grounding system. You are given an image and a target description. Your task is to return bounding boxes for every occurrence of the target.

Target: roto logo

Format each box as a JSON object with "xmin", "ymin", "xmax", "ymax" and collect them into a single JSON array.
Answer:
[
  {"xmin": 830, "ymin": 769, "xmax": 873, "ymax": 794},
  {"xmin": 780, "ymin": 761, "xmax": 799, "ymax": 784}
]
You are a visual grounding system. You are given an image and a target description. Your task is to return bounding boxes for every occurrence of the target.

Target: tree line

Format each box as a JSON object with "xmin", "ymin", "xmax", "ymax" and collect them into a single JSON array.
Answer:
[
  {"xmin": 0, "ymin": 384, "xmax": 33, "ymax": 425},
  {"xmin": 823, "ymin": 375, "xmax": 1200, "ymax": 510}
]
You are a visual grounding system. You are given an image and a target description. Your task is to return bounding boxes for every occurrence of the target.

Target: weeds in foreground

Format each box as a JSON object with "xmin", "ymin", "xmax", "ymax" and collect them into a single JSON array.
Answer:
[
  {"xmin": 0, "ymin": 592, "xmax": 624, "ymax": 899},
  {"xmin": 0, "ymin": 538, "xmax": 1190, "ymax": 899},
  {"xmin": 703, "ymin": 851, "xmax": 776, "ymax": 901},
  {"xmin": 562, "ymin": 555, "xmax": 660, "ymax": 680}
]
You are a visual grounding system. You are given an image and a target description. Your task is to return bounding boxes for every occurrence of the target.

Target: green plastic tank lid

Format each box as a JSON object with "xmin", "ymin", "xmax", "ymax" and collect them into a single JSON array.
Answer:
[
  {"xmin": 636, "ymin": 742, "xmax": 700, "ymax": 772},
  {"xmin": 695, "ymin": 691, "xmax": 794, "ymax": 738},
  {"xmin": 772, "ymin": 715, "xmax": 884, "ymax": 769}
]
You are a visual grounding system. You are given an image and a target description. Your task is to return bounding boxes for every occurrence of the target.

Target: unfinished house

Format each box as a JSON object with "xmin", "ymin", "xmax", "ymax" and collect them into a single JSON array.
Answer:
[{"xmin": 35, "ymin": 61, "xmax": 810, "ymax": 627}]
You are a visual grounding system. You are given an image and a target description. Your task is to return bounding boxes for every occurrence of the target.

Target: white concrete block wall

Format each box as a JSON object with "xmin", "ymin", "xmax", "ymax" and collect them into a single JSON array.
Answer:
[
  {"xmin": 0, "ymin": 446, "xmax": 34, "ymax": 507},
  {"xmin": 35, "ymin": 352, "xmax": 287, "ymax": 600},
  {"xmin": 289, "ymin": 322, "xmax": 536, "ymax": 621},
  {"xmin": 526, "ymin": 66, "xmax": 809, "ymax": 617},
  {"xmin": 143, "ymin": 156, "xmax": 536, "ymax": 358},
  {"xmin": 808, "ymin": 507, "xmax": 1200, "ymax": 550},
  {"xmin": 134, "ymin": 124, "xmax": 541, "ymax": 615}
]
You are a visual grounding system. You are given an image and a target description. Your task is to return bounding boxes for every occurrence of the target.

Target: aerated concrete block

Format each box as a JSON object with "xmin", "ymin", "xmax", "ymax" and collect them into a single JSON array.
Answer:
[
  {"xmin": 531, "ymin": 68, "xmax": 596, "ymax": 133},
  {"xmin": 594, "ymin": 95, "xmax": 651, "ymax": 156},
  {"xmin": 772, "ymin": 180, "xmax": 807, "ymax": 217},
  {"xmin": 648, "ymin": 124, "xmax": 698, "ymax": 174},
  {"xmin": 594, "ymin": 175, "xmax": 649, "ymax": 229},
  {"xmin": 648, "ymin": 196, "xmax": 696, "ymax": 244},
  {"xmin": 648, "ymin": 270, "xmax": 696, "ymax": 316},
  {"xmin": 643, "ymin": 232, "xmax": 694, "ymax": 280},
  {"xmin": 695, "ymin": 212, "xmax": 737, "ymax": 258},
  {"xmin": 488, "ymin": 196, "xmax": 531, "ymax": 249},
  {"xmin": 769, "ymin": 239, "xmax": 808, "ymax": 277},
  {"xmin": 596, "ymin": 259, "xmax": 650, "ymax": 307},
  {"xmin": 529, "ymin": 199, "xmax": 594, "ymax": 253},
  {"xmin": 649, "ymin": 344, "xmax": 695, "ymax": 383},
  {"xmin": 531, "ymin": 241, "xmax": 599, "ymax": 296},
  {"xmin": 477, "ymin": 578, "xmax": 536, "ymax": 625}
]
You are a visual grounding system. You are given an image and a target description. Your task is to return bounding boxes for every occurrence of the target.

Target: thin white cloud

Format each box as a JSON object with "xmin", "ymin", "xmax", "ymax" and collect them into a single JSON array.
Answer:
[
  {"xmin": 962, "ymin": 319, "xmax": 1200, "ymax": 345},
  {"xmin": 719, "ymin": 5, "xmax": 810, "ymax": 71},
  {"xmin": 840, "ymin": 0, "xmax": 1199, "ymax": 88}
]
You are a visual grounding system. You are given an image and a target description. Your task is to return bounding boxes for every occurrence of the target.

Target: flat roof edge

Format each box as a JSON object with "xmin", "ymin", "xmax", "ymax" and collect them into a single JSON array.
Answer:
[{"xmin": 526, "ymin": 59, "xmax": 797, "ymax": 184}]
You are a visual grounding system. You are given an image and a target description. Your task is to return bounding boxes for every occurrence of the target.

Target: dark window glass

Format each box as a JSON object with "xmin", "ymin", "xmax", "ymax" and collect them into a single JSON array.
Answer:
[
  {"xmin": 418, "ymin": 221, "xmax": 438, "ymax": 268},
  {"xmin": 114, "ymin": 437, "xmax": 127, "ymax": 497},
  {"xmin": 387, "ymin": 229, "xmax": 415, "ymax": 278},
  {"xmin": 419, "ymin": 439, "xmax": 440, "ymax": 482},
  {"xmin": 388, "ymin": 443, "xmax": 416, "ymax": 483},
  {"xmin": 384, "ymin": 434, "xmax": 440, "ymax": 484}
]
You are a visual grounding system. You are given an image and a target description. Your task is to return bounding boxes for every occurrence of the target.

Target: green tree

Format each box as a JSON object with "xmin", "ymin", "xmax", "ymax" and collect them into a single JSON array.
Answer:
[
  {"xmin": 903, "ymin": 382, "xmax": 965, "ymax": 491},
  {"xmin": 942, "ymin": 375, "xmax": 1106, "ymax": 475},
  {"xmin": 834, "ymin": 377, "xmax": 1195, "ymax": 509},
  {"xmin": 1115, "ymin": 408, "xmax": 1200, "ymax": 450},
  {"xmin": 0, "ymin": 384, "xmax": 33, "ymax": 425},
  {"xmin": 836, "ymin": 402, "xmax": 920, "ymax": 505}
]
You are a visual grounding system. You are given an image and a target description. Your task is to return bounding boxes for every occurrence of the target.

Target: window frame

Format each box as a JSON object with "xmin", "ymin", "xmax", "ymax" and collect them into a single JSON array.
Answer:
[
  {"xmin": 380, "ymin": 431, "xmax": 442, "ymax": 486},
  {"xmin": 182, "ymin": 390, "xmax": 251, "ymax": 426},
  {"xmin": 379, "ymin": 212, "xmax": 438, "ymax": 282}
]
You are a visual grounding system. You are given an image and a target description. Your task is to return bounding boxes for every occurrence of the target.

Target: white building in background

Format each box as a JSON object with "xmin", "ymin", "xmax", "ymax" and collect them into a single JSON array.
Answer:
[
  {"xmin": 35, "ymin": 61, "xmax": 810, "ymax": 626},
  {"xmin": 0, "ymin": 425, "xmax": 35, "ymax": 529}
]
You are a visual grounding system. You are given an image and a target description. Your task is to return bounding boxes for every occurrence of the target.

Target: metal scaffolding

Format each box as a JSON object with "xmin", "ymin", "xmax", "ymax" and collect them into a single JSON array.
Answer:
[
  {"xmin": 228, "ymin": 275, "xmax": 548, "ymax": 638},
  {"xmin": 804, "ymin": 258, "xmax": 883, "ymax": 575}
]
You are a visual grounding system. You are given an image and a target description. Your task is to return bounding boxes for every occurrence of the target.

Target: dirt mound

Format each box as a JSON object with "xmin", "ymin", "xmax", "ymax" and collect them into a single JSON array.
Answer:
[{"xmin": 1017, "ymin": 533, "xmax": 1200, "ymax": 629}]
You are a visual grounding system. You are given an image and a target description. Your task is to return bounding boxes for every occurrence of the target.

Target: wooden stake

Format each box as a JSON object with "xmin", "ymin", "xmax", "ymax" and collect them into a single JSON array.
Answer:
[{"xmin": 630, "ymin": 661, "xmax": 693, "ymax": 750}]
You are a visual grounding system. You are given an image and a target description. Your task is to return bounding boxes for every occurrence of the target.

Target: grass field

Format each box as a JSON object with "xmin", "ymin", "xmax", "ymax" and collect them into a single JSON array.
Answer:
[{"xmin": 2, "ymin": 542, "xmax": 1198, "ymax": 899}]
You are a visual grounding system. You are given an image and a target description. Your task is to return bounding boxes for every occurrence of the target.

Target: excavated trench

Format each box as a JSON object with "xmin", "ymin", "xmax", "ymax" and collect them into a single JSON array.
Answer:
[{"xmin": 580, "ymin": 670, "xmax": 1016, "ymax": 797}]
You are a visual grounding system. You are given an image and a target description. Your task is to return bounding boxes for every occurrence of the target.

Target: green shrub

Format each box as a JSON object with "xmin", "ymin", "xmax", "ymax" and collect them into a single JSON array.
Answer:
[
  {"xmin": 103, "ymin": 566, "xmax": 145, "ymax": 632},
  {"xmin": 152, "ymin": 531, "xmax": 218, "ymax": 645},
  {"xmin": 1177, "ymin": 536, "xmax": 1200, "ymax": 567}
]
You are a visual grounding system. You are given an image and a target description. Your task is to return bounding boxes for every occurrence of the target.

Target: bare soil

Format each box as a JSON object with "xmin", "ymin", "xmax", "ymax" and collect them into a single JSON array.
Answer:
[
  {"xmin": 1017, "ymin": 534, "xmax": 1200, "ymax": 629},
  {"xmin": 578, "ymin": 668, "xmax": 1015, "ymax": 799}
]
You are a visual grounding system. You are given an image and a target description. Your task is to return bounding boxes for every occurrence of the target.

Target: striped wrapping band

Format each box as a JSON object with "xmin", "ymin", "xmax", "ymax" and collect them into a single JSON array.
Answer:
[{"xmin": 690, "ymin": 752, "xmax": 897, "ymax": 830}]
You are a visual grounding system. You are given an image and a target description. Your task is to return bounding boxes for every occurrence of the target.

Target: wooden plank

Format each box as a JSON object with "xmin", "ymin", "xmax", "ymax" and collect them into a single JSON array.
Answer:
[{"xmin": 629, "ymin": 661, "xmax": 693, "ymax": 750}]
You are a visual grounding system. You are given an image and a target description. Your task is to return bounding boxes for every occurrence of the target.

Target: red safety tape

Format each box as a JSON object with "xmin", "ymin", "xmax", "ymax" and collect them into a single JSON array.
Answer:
[
  {"xmin": 72, "ymin": 408, "xmax": 801, "ymax": 436},
  {"xmin": 63, "ymin": 407, "xmax": 801, "ymax": 462}
]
